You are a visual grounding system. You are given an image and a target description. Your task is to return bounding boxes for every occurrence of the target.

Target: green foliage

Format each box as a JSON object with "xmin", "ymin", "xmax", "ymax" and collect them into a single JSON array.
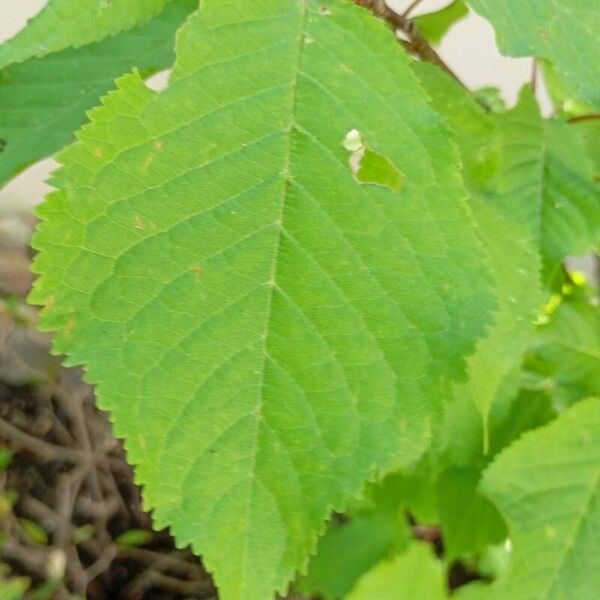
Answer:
[
  {"xmin": 114, "ymin": 528, "xmax": 153, "ymax": 547},
  {"xmin": 467, "ymin": 0, "xmax": 600, "ymax": 108},
  {"xmin": 0, "ymin": 0, "xmax": 597, "ymax": 598},
  {"xmin": 0, "ymin": 448, "xmax": 11, "ymax": 471},
  {"xmin": 415, "ymin": 65, "xmax": 544, "ymax": 441},
  {"xmin": 0, "ymin": 574, "xmax": 28, "ymax": 600},
  {"xmin": 480, "ymin": 397, "xmax": 600, "ymax": 599},
  {"xmin": 30, "ymin": 1, "xmax": 494, "ymax": 597},
  {"xmin": 298, "ymin": 509, "xmax": 408, "ymax": 599},
  {"xmin": 574, "ymin": 120, "xmax": 600, "ymax": 178},
  {"xmin": 345, "ymin": 542, "xmax": 447, "ymax": 600},
  {"xmin": 0, "ymin": 0, "xmax": 167, "ymax": 70},
  {"xmin": 17, "ymin": 518, "xmax": 48, "ymax": 546},
  {"xmin": 436, "ymin": 467, "xmax": 505, "ymax": 561},
  {"xmin": 0, "ymin": 0, "xmax": 195, "ymax": 187},
  {"xmin": 454, "ymin": 90, "xmax": 545, "ymax": 437},
  {"xmin": 415, "ymin": 0, "xmax": 468, "ymax": 44},
  {"xmin": 524, "ymin": 290, "xmax": 600, "ymax": 410}
]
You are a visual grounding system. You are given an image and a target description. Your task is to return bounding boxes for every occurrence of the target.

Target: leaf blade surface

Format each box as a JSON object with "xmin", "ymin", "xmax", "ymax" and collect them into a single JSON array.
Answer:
[
  {"xmin": 31, "ymin": 1, "xmax": 494, "ymax": 597},
  {"xmin": 0, "ymin": 0, "xmax": 168, "ymax": 70},
  {"xmin": 481, "ymin": 397, "xmax": 600, "ymax": 600}
]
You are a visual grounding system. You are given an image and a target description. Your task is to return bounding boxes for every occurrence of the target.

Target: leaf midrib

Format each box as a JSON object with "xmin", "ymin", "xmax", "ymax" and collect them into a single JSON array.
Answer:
[{"xmin": 238, "ymin": 1, "xmax": 309, "ymax": 595}]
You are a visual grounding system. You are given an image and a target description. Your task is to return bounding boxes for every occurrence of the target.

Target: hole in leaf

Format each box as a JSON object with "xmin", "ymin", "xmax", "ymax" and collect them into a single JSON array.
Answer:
[{"xmin": 342, "ymin": 129, "xmax": 405, "ymax": 192}]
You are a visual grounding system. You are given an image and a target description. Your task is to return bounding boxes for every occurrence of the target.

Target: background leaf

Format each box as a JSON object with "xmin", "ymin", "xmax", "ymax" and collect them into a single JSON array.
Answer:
[
  {"xmin": 415, "ymin": 63, "xmax": 544, "ymax": 442},
  {"xmin": 0, "ymin": 0, "xmax": 168, "ymax": 70},
  {"xmin": 467, "ymin": 0, "xmax": 600, "ymax": 108},
  {"xmin": 344, "ymin": 542, "xmax": 446, "ymax": 600},
  {"xmin": 298, "ymin": 508, "xmax": 408, "ymax": 599},
  {"xmin": 0, "ymin": 0, "xmax": 195, "ymax": 187},
  {"xmin": 481, "ymin": 397, "xmax": 600, "ymax": 600},
  {"xmin": 540, "ymin": 119, "xmax": 600, "ymax": 280},
  {"xmin": 524, "ymin": 296, "xmax": 600, "ymax": 410},
  {"xmin": 436, "ymin": 467, "xmax": 506, "ymax": 561}
]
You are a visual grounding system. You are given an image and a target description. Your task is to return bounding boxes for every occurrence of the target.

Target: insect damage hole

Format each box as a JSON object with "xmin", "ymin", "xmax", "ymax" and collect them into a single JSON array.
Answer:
[{"xmin": 342, "ymin": 129, "xmax": 405, "ymax": 192}]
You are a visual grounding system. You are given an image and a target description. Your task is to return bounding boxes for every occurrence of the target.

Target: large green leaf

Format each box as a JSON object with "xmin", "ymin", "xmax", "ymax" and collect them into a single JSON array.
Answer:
[
  {"xmin": 481, "ymin": 397, "xmax": 600, "ymax": 600},
  {"xmin": 0, "ymin": 0, "xmax": 195, "ymax": 188},
  {"xmin": 344, "ymin": 542, "xmax": 447, "ymax": 600},
  {"xmin": 467, "ymin": 0, "xmax": 600, "ymax": 108},
  {"xmin": 0, "ymin": 0, "xmax": 168, "ymax": 70},
  {"xmin": 30, "ymin": 1, "xmax": 495, "ymax": 597}
]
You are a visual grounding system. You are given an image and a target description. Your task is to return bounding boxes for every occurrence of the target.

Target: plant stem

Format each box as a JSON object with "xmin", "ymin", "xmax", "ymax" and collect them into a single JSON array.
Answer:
[
  {"xmin": 354, "ymin": 0, "xmax": 464, "ymax": 85},
  {"xmin": 531, "ymin": 59, "xmax": 538, "ymax": 93},
  {"xmin": 567, "ymin": 113, "xmax": 600, "ymax": 124},
  {"xmin": 402, "ymin": 0, "xmax": 426, "ymax": 18}
]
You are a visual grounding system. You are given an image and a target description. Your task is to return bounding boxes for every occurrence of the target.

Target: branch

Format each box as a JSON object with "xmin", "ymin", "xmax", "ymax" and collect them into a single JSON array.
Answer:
[
  {"xmin": 402, "ymin": 0, "xmax": 425, "ymax": 18},
  {"xmin": 353, "ymin": 0, "xmax": 464, "ymax": 85},
  {"xmin": 0, "ymin": 416, "xmax": 87, "ymax": 463},
  {"xmin": 567, "ymin": 113, "xmax": 600, "ymax": 124}
]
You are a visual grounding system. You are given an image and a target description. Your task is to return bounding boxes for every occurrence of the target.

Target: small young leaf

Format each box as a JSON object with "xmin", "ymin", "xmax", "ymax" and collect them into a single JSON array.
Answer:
[
  {"xmin": 17, "ymin": 518, "xmax": 48, "ymax": 546},
  {"xmin": 115, "ymin": 529, "xmax": 153, "ymax": 548},
  {"xmin": 415, "ymin": 0, "xmax": 468, "ymax": 44}
]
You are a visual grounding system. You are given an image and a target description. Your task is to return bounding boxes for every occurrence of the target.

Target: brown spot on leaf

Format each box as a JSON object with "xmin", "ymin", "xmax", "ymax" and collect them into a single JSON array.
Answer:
[
  {"xmin": 93, "ymin": 147, "xmax": 103, "ymax": 158},
  {"xmin": 134, "ymin": 215, "xmax": 145, "ymax": 230},
  {"xmin": 0, "ymin": 138, "xmax": 7, "ymax": 152},
  {"xmin": 154, "ymin": 140, "xmax": 163, "ymax": 150},
  {"xmin": 193, "ymin": 264, "xmax": 203, "ymax": 281},
  {"xmin": 319, "ymin": 6, "xmax": 331, "ymax": 15},
  {"xmin": 64, "ymin": 317, "xmax": 77, "ymax": 340}
]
